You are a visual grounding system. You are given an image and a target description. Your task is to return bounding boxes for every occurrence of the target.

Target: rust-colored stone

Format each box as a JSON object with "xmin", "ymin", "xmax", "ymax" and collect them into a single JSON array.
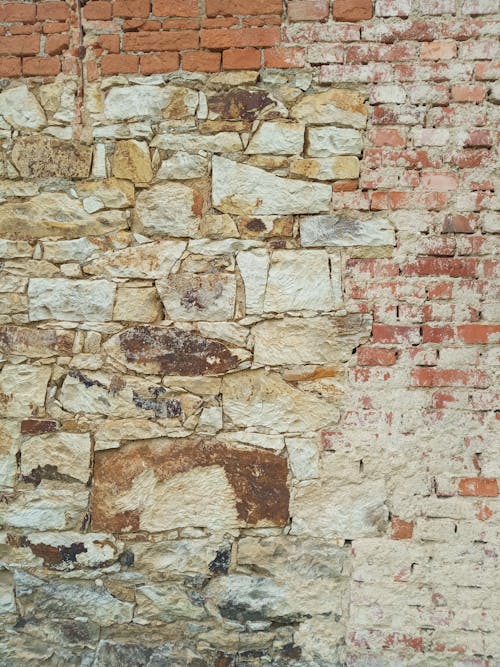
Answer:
[
  {"xmin": 208, "ymin": 89, "xmax": 277, "ymax": 121},
  {"xmin": 0, "ymin": 325, "xmax": 74, "ymax": 358},
  {"xmin": 91, "ymin": 438, "xmax": 289, "ymax": 532},
  {"xmin": 21, "ymin": 419, "xmax": 58, "ymax": 435}
]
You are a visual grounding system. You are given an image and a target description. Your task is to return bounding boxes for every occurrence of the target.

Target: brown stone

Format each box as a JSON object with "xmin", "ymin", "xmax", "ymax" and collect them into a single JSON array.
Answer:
[
  {"xmin": 333, "ymin": 0, "xmax": 373, "ymax": 22},
  {"xmin": 208, "ymin": 89, "xmax": 278, "ymax": 122},
  {"xmin": 112, "ymin": 140, "xmax": 153, "ymax": 184},
  {"xmin": 11, "ymin": 135, "xmax": 93, "ymax": 179},
  {"xmin": 104, "ymin": 326, "xmax": 245, "ymax": 376},
  {"xmin": 0, "ymin": 325, "xmax": 74, "ymax": 358},
  {"xmin": 91, "ymin": 438, "xmax": 289, "ymax": 532},
  {"xmin": 21, "ymin": 419, "xmax": 58, "ymax": 435}
]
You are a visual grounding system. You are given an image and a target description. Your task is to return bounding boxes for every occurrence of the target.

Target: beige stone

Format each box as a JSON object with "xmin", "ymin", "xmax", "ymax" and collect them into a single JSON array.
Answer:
[
  {"xmin": 290, "ymin": 157, "xmax": 360, "ymax": 180},
  {"xmin": 75, "ymin": 179, "xmax": 135, "ymax": 210},
  {"xmin": 0, "ymin": 364, "xmax": 51, "ymax": 419},
  {"xmin": 21, "ymin": 433, "xmax": 91, "ymax": 484},
  {"xmin": 84, "ymin": 240, "xmax": 185, "ymax": 279},
  {"xmin": 133, "ymin": 183, "xmax": 202, "ymax": 237},
  {"xmin": 112, "ymin": 140, "xmax": 153, "ymax": 183},
  {"xmin": 291, "ymin": 88, "xmax": 367, "ymax": 128},
  {"xmin": 28, "ymin": 279, "xmax": 116, "ymax": 322},
  {"xmin": 157, "ymin": 272, "xmax": 236, "ymax": 321},
  {"xmin": 11, "ymin": 135, "xmax": 92, "ymax": 179},
  {"xmin": 113, "ymin": 288, "xmax": 163, "ymax": 323}
]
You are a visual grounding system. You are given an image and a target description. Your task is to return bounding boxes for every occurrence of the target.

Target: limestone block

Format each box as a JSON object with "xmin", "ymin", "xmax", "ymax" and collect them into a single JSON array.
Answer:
[
  {"xmin": 112, "ymin": 140, "xmax": 153, "ymax": 183},
  {"xmin": 133, "ymin": 183, "xmax": 202, "ymax": 237},
  {"xmin": 307, "ymin": 126, "xmax": 363, "ymax": 156},
  {"xmin": 246, "ymin": 121, "xmax": 305, "ymax": 155},
  {"xmin": 21, "ymin": 433, "xmax": 92, "ymax": 484},
  {"xmin": 0, "ymin": 364, "xmax": 51, "ymax": 419},
  {"xmin": 113, "ymin": 287, "xmax": 163, "ymax": 323},
  {"xmin": 300, "ymin": 216, "xmax": 396, "ymax": 246},
  {"xmin": 291, "ymin": 88, "xmax": 367, "ymax": 128},
  {"xmin": 28, "ymin": 279, "xmax": 116, "ymax": 322},
  {"xmin": 84, "ymin": 240, "xmax": 185, "ymax": 279},
  {"xmin": 157, "ymin": 273, "xmax": 236, "ymax": 321},
  {"xmin": 0, "ymin": 85, "xmax": 46, "ymax": 130}
]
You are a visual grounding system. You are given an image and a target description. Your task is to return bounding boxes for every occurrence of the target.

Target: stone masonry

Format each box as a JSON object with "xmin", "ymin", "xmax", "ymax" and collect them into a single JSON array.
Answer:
[{"xmin": 0, "ymin": 0, "xmax": 499, "ymax": 665}]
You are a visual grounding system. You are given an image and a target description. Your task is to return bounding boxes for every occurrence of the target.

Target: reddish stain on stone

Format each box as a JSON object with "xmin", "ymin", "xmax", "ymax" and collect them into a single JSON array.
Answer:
[
  {"xmin": 21, "ymin": 419, "xmax": 59, "ymax": 435},
  {"xmin": 208, "ymin": 89, "xmax": 277, "ymax": 121}
]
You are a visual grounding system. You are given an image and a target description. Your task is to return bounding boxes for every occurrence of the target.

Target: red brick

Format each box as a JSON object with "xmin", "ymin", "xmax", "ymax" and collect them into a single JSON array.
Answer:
[
  {"xmin": 153, "ymin": 0, "xmax": 198, "ymax": 16},
  {"xmin": 333, "ymin": 0, "xmax": 373, "ymax": 21},
  {"xmin": 333, "ymin": 179, "xmax": 359, "ymax": 191},
  {"xmin": 95, "ymin": 34, "xmax": 120, "ymax": 53},
  {"xmin": 113, "ymin": 0, "xmax": 151, "ymax": 17},
  {"xmin": 122, "ymin": 18, "xmax": 161, "ymax": 30},
  {"xmin": 0, "ymin": 35, "xmax": 40, "ymax": 56},
  {"xmin": 421, "ymin": 40, "xmax": 457, "ymax": 60},
  {"xmin": 369, "ymin": 128, "xmax": 406, "ymax": 147},
  {"xmin": 358, "ymin": 347, "xmax": 397, "ymax": 366},
  {"xmin": 42, "ymin": 21, "xmax": 69, "ymax": 34},
  {"xmin": 183, "ymin": 50, "xmax": 221, "ymax": 72},
  {"xmin": 0, "ymin": 56, "xmax": 21, "ymax": 76},
  {"xmin": 161, "ymin": 17, "xmax": 199, "ymax": 28},
  {"xmin": 140, "ymin": 51, "xmax": 179, "ymax": 73},
  {"xmin": 457, "ymin": 324, "xmax": 500, "ymax": 344},
  {"xmin": 410, "ymin": 368, "xmax": 490, "ymax": 388},
  {"xmin": 124, "ymin": 30, "xmax": 198, "ymax": 51},
  {"xmin": 44, "ymin": 34, "xmax": 69, "ymax": 55},
  {"xmin": 242, "ymin": 15, "xmax": 282, "ymax": 26},
  {"xmin": 83, "ymin": 1, "xmax": 112, "ymax": 20},
  {"xmin": 391, "ymin": 518, "xmax": 414, "ymax": 539},
  {"xmin": 475, "ymin": 60, "xmax": 500, "ymax": 80},
  {"xmin": 0, "ymin": 2, "xmax": 37, "ymax": 22},
  {"xmin": 372, "ymin": 325, "xmax": 420, "ymax": 345},
  {"xmin": 201, "ymin": 27, "xmax": 280, "ymax": 49},
  {"xmin": 403, "ymin": 258, "xmax": 478, "ymax": 278},
  {"xmin": 288, "ymin": 0, "xmax": 329, "ymax": 21},
  {"xmin": 442, "ymin": 214, "xmax": 476, "ymax": 234},
  {"xmin": 451, "ymin": 84, "xmax": 487, "ymax": 102},
  {"xmin": 36, "ymin": 1, "xmax": 70, "ymax": 20},
  {"xmin": 23, "ymin": 56, "xmax": 61, "ymax": 76},
  {"xmin": 206, "ymin": 0, "xmax": 283, "ymax": 16},
  {"xmin": 458, "ymin": 478, "xmax": 499, "ymax": 497},
  {"xmin": 264, "ymin": 46, "xmax": 305, "ymax": 68},
  {"xmin": 421, "ymin": 172, "xmax": 458, "ymax": 191},
  {"xmin": 223, "ymin": 47, "xmax": 261, "ymax": 70},
  {"xmin": 422, "ymin": 325, "xmax": 455, "ymax": 343},
  {"xmin": 101, "ymin": 54, "xmax": 139, "ymax": 75}
]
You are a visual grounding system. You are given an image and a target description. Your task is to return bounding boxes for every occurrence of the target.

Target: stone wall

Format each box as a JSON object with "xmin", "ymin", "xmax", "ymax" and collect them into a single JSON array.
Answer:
[{"xmin": 0, "ymin": 1, "xmax": 499, "ymax": 665}]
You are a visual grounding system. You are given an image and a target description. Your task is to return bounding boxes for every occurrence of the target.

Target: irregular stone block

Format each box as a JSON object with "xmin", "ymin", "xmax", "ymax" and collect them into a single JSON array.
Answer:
[
  {"xmin": 28, "ymin": 279, "xmax": 116, "ymax": 322},
  {"xmin": 133, "ymin": 183, "xmax": 202, "ymax": 237},
  {"xmin": 263, "ymin": 249, "xmax": 339, "ymax": 313},
  {"xmin": 21, "ymin": 531, "xmax": 123, "ymax": 570},
  {"xmin": 113, "ymin": 287, "xmax": 163, "ymax": 323},
  {"xmin": 42, "ymin": 233, "xmax": 130, "ymax": 264},
  {"xmin": 290, "ymin": 156, "xmax": 360, "ymax": 180},
  {"xmin": 91, "ymin": 438, "xmax": 289, "ymax": 532},
  {"xmin": 21, "ymin": 433, "xmax": 91, "ymax": 485},
  {"xmin": 75, "ymin": 179, "xmax": 135, "ymax": 210},
  {"xmin": 152, "ymin": 132, "xmax": 242, "ymax": 153},
  {"xmin": 0, "ymin": 193, "xmax": 128, "ymax": 240},
  {"xmin": 237, "ymin": 249, "xmax": 270, "ymax": 315},
  {"xmin": 246, "ymin": 121, "xmax": 305, "ymax": 155},
  {"xmin": 0, "ymin": 85, "xmax": 46, "ymax": 131},
  {"xmin": 104, "ymin": 326, "xmax": 248, "ymax": 376},
  {"xmin": 300, "ymin": 216, "xmax": 396, "ymax": 247},
  {"xmin": 11, "ymin": 136, "xmax": 92, "ymax": 179},
  {"xmin": 104, "ymin": 85, "xmax": 198, "ymax": 121},
  {"xmin": 307, "ymin": 126, "xmax": 363, "ymax": 156},
  {"xmin": 0, "ymin": 485, "xmax": 89, "ymax": 530},
  {"xmin": 222, "ymin": 369, "xmax": 339, "ymax": 432},
  {"xmin": 0, "ymin": 364, "xmax": 51, "ymax": 419},
  {"xmin": 253, "ymin": 315, "xmax": 372, "ymax": 366},
  {"xmin": 157, "ymin": 152, "xmax": 208, "ymax": 180},
  {"xmin": 208, "ymin": 88, "xmax": 278, "ymax": 121},
  {"xmin": 84, "ymin": 240, "xmax": 185, "ymax": 279},
  {"xmin": 0, "ymin": 420, "xmax": 19, "ymax": 490},
  {"xmin": 212, "ymin": 156, "xmax": 331, "ymax": 216},
  {"xmin": 112, "ymin": 140, "xmax": 153, "ymax": 183},
  {"xmin": 291, "ymin": 88, "xmax": 367, "ymax": 128},
  {"xmin": 136, "ymin": 583, "xmax": 207, "ymax": 623},
  {"xmin": 157, "ymin": 273, "xmax": 236, "ymax": 321},
  {"xmin": 0, "ymin": 325, "xmax": 74, "ymax": 358}
]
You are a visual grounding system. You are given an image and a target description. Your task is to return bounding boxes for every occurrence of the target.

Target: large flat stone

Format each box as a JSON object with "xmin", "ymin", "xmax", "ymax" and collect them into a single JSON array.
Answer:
[
  {"xmin": 91, "ymin": 438, "xmax": 289, "ymax": 532},
  {"xmin": 133, "ymin": 183, "xmax": 202, "ymax": 237},
  {"xmin": 291, "ymin": 88, "xmax": 367, "ymax": 128},
  {"xmin": 0, "ymin": 364, "xmax": 51, "ymax": 419},
  {"xmin": 104, "ymin": 85, "xmax": 198, "ymax": 121},
  {"xmin": 246, "ymin": 121, "xmax": 305, "ymax": 155},
  {"xmin": 21, "ymin": 433, "xmax": 91, "ymax": 485},
  {"xmin": 28, "ymin": 279, "xmax": 116, "ymax": 322},
  {"xmin": 83, "ymin": 240, "xmax": 185, "ymax": 279},
  {"xmin": 0, "ymin": 325, "xmax": 74, "ymax": 358},
  {"xmin": 222, "ymin": 369, "xmax": 339, "ymax": 432},
  {"xmin": 300, "ymin": 216, "xmax": 396, "ymax": 247},
  {"xmin": 212, "ymin": 157, "xmax": 331, "ymax": 216},
  {"xmin": 104, "ymin": 326, "xmax": 249, "ymax": 376},
  {"xmin": 11, "ymin": 136, "xmax": 92, "ymax": 179},
  {"xmin": 157, "ymin": 273, "xmax": 236, "ymax": 321},
  {"xmin": 152, "ymin": 132, "xmax": 242, "ymax": 153}
]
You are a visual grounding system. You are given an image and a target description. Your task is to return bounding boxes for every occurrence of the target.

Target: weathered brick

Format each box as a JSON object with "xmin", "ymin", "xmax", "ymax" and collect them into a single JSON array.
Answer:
[
  {"xmin": 183, "ymin": 50, "xmax": 221, "ymax": 71},
  {"xmin": 333, "ymin": 0, "xmax": 373, "ymax": 21},
  {"xmin": 222, "ymin": 47, "xmax": 261, "ymax": 69}
]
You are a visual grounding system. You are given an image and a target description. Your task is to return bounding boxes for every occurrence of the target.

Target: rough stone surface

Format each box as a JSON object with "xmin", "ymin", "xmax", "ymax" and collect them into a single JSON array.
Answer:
[
  {"xmin": 11, "ymin": 136, "xmax": 93, "ymax": 179},
  {"xmin": 0, "ymin": 85, "xmax": 46, "ymax": 130},
  {"xmin": 157, "ymin": 272, "xmax": 236, "ymax": 321},
  {"xmin": 28, "ymin": 279, "xmax": 116, "ymax": 322},
  {"xmin": 133, "ymin": 183, "xmax": 202, "ymax": 237},
  {"xmin": 300, "ymin": 215, "xmax": 396, "ymax": 246},
  {"xmin": 112, "ymin": 140, "xmax": 153, "ymax": 183},
  {"xmin": 307, "ymin": 126, "xmax": 364, "ymax": 156},
  {"xmin": 84, "ymin": 240, "xmax": 185, "ymax": 278},
  {"xmin": 291, "ymin": 88, "xmax": 367, "ymax": 128}
]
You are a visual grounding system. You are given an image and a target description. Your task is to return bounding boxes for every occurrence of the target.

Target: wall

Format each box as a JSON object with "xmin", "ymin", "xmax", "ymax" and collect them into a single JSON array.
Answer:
[{"xmin": 0, "ymin": 0, "xmax": 499, "ymax": 665}]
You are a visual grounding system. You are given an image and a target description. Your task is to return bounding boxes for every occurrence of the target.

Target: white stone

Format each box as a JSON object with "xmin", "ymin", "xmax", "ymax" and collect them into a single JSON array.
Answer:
[
  {"xmin": 42, "ymin": 234, "xmax": 130, "ymax": 264},
  {"xmin": 0, "ymin": 572, "xmax": 15, "ymax": 614},
  {"xmin": 307, "ymin": 127, "xmax": 363, "ymax": 156},
  {"xmin": 133, "ymin": 183, "xmax": 201, "ymax": 237},
  {"xmin": 0, "ymin": 420, "xmax": 20, "ymax": 489},
  {"xmin": 152, "ymin": 132, "xmax": 242, "ymax": 153},
  {"xmin": 157, "ymin": 273, "xmax": 236, "ymax": 321},
  {"xmin": 300, "ymin": 216, "xmax": 396, "ymax": 246},
  {"xmin": 263, "ymin": 249, "xmax": 337, "ymax": 313},
  {"xmin": 0, "ymin": 85, "xmax": 46, "ymax": 131},
  {"xmin": 0, "ymin": 484, "xmax": 89, "ymax": 530},
  {"xmin": 28, "ymin": 279, "xmax": 116, "ymax": 322},
  {"xmin": 0, "ymin": 364, "xmax": 51, "ymax": 418},
  {"xmin": 212, "ymin": 157, "xmax": 331, "ymax": 216},
  {"xmin": 237, "ymin": 249, "xmax": 270, "ymax": 315},
  {"xmin": 222, "ymin": 369, "xmax": 339, "ymax": 432},
  {"xmin": 156, "ymin": 152, "xmax": 208, "ymax": 180},
  {"xmin": 104, "ymin": 85, "xmax": 198, "ymax": 121},
  {"xmin": 0, "ymin": 240, "xmax": 32, "ymax": 259},
  {"xmin": 253, "ymin": 315, "xmax": 371, "ymax": 366},
  {"xmin": 286, "ymin": 437, "xmax": 320, "ymax": 481},
  {"xmin": 21, "ymin": 433, "xmax": 91, "ymax": 484},
  {"xmin": 291, "ymin": 88, "xmax": 367, "ymax": 128},
  {"xmin": 84, "ymin": 240, "xmax": 185, "ymax": 278},
  {"xmin": 246, "ymin": 121, "xmax": 305, "ymax": 155}
]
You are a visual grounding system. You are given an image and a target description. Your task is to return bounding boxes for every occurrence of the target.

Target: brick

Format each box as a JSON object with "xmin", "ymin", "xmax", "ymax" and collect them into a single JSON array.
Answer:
[
  {"xmin": 113, "ymin": 0, "xmax": 151, "ymax": 17},
  {"xmin": 0, "ymin": 35, "xmax": 40, "ymax": 56},
  {"xmin": 44, "ymin": 34, "xmax": 69, "ymax": 55},
  {"xmin": 83, "ymin": 1, "xmax": 112, "ymax": 20},
  {"xmin": 421, "ymin": 172, "xmax": 458, "ymax": 191},
  {"xmin": 140, "ymin": 52, "xmax": 179, "ymax": 73},
  {"xmin": 36, "ymin": 1, "xmax": 70, "ymax": 20},
  {"xmin": 201, "ymin": 27, "xmax": 280, "ymax": 49},
  {"xmin": 22, "ymin": 56, "xmax": 61, "ymax": 76},
  {"xmin": 288, "ymin": 0, "xmax": 329, "ymax": 21},
  {"xmin": 222, "ymin": 47, "xmax": 261, "ymax": 70},
  {"xmin": 95, "ymin": 34, "xmax": 120, "ymax": 53},
  {"xmin": 421, "ymin": 40, "xmax": 457, "ymax": 60},
  {"xmin": 42, "ymin": 21, "xmax": 69, "ymax": 34},
  {"xmin": 458, "ymin": 478, "xmax": 499, "ymax": 497},
  {"xmin": 375, "ymin": 0, "xmax": 411, "ymax": 17},
  {"xmin": 307, "ymin": 43, "xmax": 344, "ymax": 64},
  {"xmin": 0, "ymin": 56, "xmax": 21, "ymax": 76},
  {"xmin": 451, "ymin": 84, "xmax": 487, "ymax": 103},
  {"xmin": 419, "ymin": 0, "xmax": 456, "ymax": 14},
  {"xmin": 206, "ymin": 0, "xmax": 283, "ymax": 16},
  {"xmin": 0, "ymin": 2, "xmax": 37, "ymax": 22},
  {"xmin": 475, "ymin": 61, "xmax": 500, "ymax": 80},
  {"xmin": 403, "ymin": 258, "xmax": 478, "ymax": 278},
  {"xmin": 161, "ymin": 17, "xmax": 199, "ymax": 28},
  {"xmin": 153, "ymin": 0, "xmax": 198, "ymax": 16},
  {"xmin": 183, "ymin": 50, "xmax": 221, "ymax": 72},
  {"xmin": 333, "ymin": 0, "xmax": 373, "ymax": 21},
  {"xmin": 372, "ymin": 325, "xmax": 420, "ymax": 345},
  {"xmin": 457, "ymin": 324, "xmax": 500, "ymax": 344},
  {"xmin": 264, "ymin": 47, "xmax": 305, "ymax": 68},
  {"xmin": 422, "ymin": 325, "xmax": 455, "ymax": 343},
  {"xmin": 442, "ymin": 214, "xmax": 476, "ymax": 233},
  {"xmin": 123, "ymin": 30, "xmax": 198, "ymax": 51},
  {"xmin": 358, "ymin": 347, "xmax": 397, "ymax": 366},
  {"xmin": 368, "ymin": 128, "xmax": 406, "ymax": 147},
  {"xmin": 410, "ymin": 368, "xmax": 490, "ymax": 388},
  {"xmin": 101, "ymin": 54, "xmax": 139, "ymax": 75},
  {"xmin": 391, "ymin": 518, "xmax": 414, "ymax": 539},
  {"xmin": 123, "ymin": 18, "xmax": 161, "ymax": 30}
]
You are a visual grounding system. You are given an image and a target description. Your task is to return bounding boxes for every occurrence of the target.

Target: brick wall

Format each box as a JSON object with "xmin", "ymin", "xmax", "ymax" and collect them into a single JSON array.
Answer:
[{"xmin": 0, "ymin": 0, "xmax": 499, "ymax": 664}]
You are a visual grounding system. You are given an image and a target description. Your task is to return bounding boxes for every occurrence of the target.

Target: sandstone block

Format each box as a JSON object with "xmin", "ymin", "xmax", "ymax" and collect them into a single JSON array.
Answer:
[
  {"xmin": 113, "ymin": 287, "xmax": 163, "ymax": 323},
  {"xmin": 112, "ymin": 140, "xmax": 153, "ymax": 183},
  {"xmin": 0, "ymin": 364, "xmax": 51, "ymax": 419},
  {"xmin": 28, "ymin": 279, "xmax": 116, "ymax": 322},
  {"xmin": 11, "ymin": 136, "xmax": 92, "ymax": 179},
  {"xmin": 290, "ymin": 156, "xmax": 360, "ymax": 180},
  {"xmin": 291, "ymin": 88, "xmax": 367, "ymax": 128},
  {"xmin": 133, "ymin": 183, "xmax": 202, "ymax": 237}
]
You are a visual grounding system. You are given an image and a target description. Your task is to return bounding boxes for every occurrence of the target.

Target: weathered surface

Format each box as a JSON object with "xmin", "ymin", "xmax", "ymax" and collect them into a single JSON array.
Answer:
[
  {"xmin": 0, "ymin": 85, "xmax": 46, "ymax": 130},
  {"xmin": 21, "ymin": 433, "xmax": 92, "ymax": 485},
  {"xmin": 157, "ymin": 272, "xmax": 236, "ymax": 321},
  {"xmin": 11, "ymin": 136, "xmax": 93, "ymax": 179},
  {"xmin": 84, "ymin": 240, "xmax": 185, "ymax": 278},
  {"xmin": 307, "ymin": 126, "xmax": 364, "ymax": 156},
  {"xmin": 300, "ymin": 215, "xmax": 396, "ymax": 246},
  {"xmin": 28, "ymin": 279, "xmax": 116, "ymax": 322},
  {"xmin": 112, "ymin": 140, "xmax": 153, "ymax": 183},
  {"xmin": 0, "ymin": 326, "xmax": 74, "ymax": 357},
  {"xmin": 133, "ymin": 183, "xmax": 202, "ymax": 237},
  {"xmin": 291, "ymin": 88, "xmax": 367, "ymax": 128}
]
